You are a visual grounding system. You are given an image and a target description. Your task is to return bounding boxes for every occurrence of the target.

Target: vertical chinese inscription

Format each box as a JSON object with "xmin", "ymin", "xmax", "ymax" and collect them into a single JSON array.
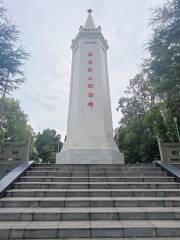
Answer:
[{"xmin": 87, "ymin": 51, "xmax": 95, "ymax": 110}]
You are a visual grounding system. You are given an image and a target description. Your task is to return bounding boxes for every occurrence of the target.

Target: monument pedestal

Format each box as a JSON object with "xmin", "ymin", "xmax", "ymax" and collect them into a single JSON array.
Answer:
[
  {"xmin": 56, "ymin": 149, "xmax": 124, "ymax": 164},
  {"xmin": 56, "ymin": 136, "xmax": 124, "ymax": 164}
]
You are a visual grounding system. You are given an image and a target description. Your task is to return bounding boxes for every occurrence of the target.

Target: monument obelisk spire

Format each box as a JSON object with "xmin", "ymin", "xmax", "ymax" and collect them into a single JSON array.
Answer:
[{"xmin": 56, "ymin": 10, "xmax": 124, "ymax": 164}]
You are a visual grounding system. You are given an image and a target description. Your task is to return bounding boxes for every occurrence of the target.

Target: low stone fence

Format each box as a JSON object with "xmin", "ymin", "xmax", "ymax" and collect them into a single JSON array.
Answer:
[
  {"xmin": 158, "ymin": 138, "xmax": 180, "ymax": 163},
  {"xmin": 0, "ymin": 141, "xmax": 29, "ymax": 162},
  {"xmin": 0, "ymin": 141, "xmax": 30, "ymax": 180}
]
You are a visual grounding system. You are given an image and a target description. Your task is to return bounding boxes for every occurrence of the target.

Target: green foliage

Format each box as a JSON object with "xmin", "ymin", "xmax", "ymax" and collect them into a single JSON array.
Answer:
[
  {"xmin": 148, "ymin": 0, "xmax": 180, "ymax": 99},
  {"xmin": 115, "ymin": 75, "xmax": 162, "ymax": 163},
  {"xmin": 115, "ymin": 0, "xmax": 180, "ymax": 163},
  {"xmin": 0, "ymin": 98, "xmax": 63, "ymax": 163},
  {"xmin": 0, "ymin": 97, "xmax": 33, "ymax": 142},
  {"xmin": 0, "ymin": 97, "xmax": 36, "ymax": 160},
  {"xmin": 0, "ymin": 5, "xmax": 29, "ymax": 95},
  {"xmin": 0, "ymin": 4, "xmax": 63, "ymax": 163},
  {"xmin": 34, "ymin": 129, "xmax": 62, "ymax": 163}
]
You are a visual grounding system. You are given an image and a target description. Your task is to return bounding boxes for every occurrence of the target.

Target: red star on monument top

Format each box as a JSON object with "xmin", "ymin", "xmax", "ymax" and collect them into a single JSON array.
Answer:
[{"xmin": 87, "ymin": 9, "xmax": 93, "ymax": 14}]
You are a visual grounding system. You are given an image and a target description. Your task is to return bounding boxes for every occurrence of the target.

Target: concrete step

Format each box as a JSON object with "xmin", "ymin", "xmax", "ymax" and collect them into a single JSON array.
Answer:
[
  {"xmin": 0, "ymin": 207, "xmax": 180, "ymax": 221},
  {"xmin": 12, "ymin": 182, "xmax": 180, "ymax": 189},
  {"xmin": 1, "ymin": 197, "xmax": 180, "ymax": 208},
  {"xmin": 29, "ymin": 167, "xmax": 163, "ymax": 173},
  {"xmin": 31, "ymin": 164, "xmax": 160, "ymax": 169},
  {"xmin": 6, "ymin": 189, "xmax": 180, "ymax": 198},
  {"xmin": 7, "ymin": 238, "xmax": 180, "ymax": 240},
  {"xmin": 26, "ymin": 171, "xmax": 167, "ymax": 177},
  {"xmin": 33, "ymin": 163, "xmax": 156, "ymax": 167},
  {"xmin": 20, "ymin": 176, "xmax": 173, "ymax": 182},
  {"xmin": 5, "ymin": 238, "xmax": 180, "ymax": 240},
  {"xmin": 1, "ymin": 220, "xmax": 180, "ymax": 238}
]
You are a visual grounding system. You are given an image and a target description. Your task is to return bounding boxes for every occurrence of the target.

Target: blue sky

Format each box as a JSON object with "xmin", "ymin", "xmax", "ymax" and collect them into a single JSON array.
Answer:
[{"xmin": 4, "ymin": 0, "xmax": 164, "ymax": 139}]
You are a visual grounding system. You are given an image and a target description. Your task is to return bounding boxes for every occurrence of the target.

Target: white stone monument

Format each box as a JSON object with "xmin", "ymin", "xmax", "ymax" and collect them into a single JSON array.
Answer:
[{"xmin": 56, "ymin": 10, "xmax": 124, "ymax": 164}]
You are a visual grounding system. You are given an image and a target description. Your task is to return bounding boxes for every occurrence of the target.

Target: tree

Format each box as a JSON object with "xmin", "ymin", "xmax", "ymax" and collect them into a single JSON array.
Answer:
[
  {"xmin": 115, "ymin": 70, "xmax": 178, "ymax": 163},
  {"xmin": 115, "ymin": 0, "xmax": 180, "ymax": 163},
  {"xmin": 35, "ymin": 129, "xmax": 62, "ymax": 163},
  {"xmin": 0, "ymin": 96, "xmax": 36, "ymax": 160},
  {"xmin": 144, "ymin": 0, "xmax": 180, "ymax": 126},
  {"xmin": 0, "ymin": 5, "xmax": 29, "ymax": 119},
  {"xmin": 0, "ymin": 97, "xmax": 33, "ymax": 143},
  {"xmin": 117, "ymin": 72, "xmax": 155, "ymax": 117},
  {"xmin": 147, "ymin": 0, "xmax": 180, "ymax": 100},
  {"xmin": 146, "ymin": 0, "xmax": 180, "ymax": 141},
  {"xmin": 115, "ymin": 73, "xmax": 164, "ymax": 163}
]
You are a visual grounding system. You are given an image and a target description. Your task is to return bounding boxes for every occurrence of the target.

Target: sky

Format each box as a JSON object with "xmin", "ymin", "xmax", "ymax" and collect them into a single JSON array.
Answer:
[{"xmin": 4, "ymin": 0, "xmax": 164, "ymax": 139}]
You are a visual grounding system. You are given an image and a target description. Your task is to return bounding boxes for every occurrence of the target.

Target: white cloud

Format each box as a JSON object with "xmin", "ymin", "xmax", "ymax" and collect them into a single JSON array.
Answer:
[{"xmin": 4, "ymin": 0, "xmax": 164, "ymax": 135}]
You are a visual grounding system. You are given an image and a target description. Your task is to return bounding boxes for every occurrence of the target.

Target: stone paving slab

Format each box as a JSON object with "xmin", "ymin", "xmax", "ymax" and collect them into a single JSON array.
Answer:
[
  {"xmin": 12, "ymin": 182, "xmax": 180, "ymax": 190},
  {"xmin": 14, "ymin": 181, "xmax": 177, "ymax": 184},
  {"xmin": 2, "ymin": 196, "xmax": 180, "ymax": 202},
  {"xmin": 1, "ymin": 220, "xmax": 180, "ymax": 238},
  {"xmin": 1, "ymin": 206, "xmax": 180, "ymax": 213},
  {"xmin": 25, "ymin": 172, "xmax": 168, "ymax": 177},
  {"xmin": 9, "ymin": 238, "xmax": 180, "ymax": 240},
  {"xmin": 6, "ymin": 189, "xmax": 180, "ymax": 198},
  {"xmin": 10, "ymin": 238, "xmax": 180, "ymax": 240},
  {"xmin": 1, "ymin": 207, "xmax": 180, "ymax": 222},
  {"xmin": 21, "ymin": 176, "xmax": 172, "ymax": 180},
  {"xmin": 8, "ymin": 188, "xmax": 180, "ymax": 192},
  {"xmin": 1, "ymin": 196, "xmax": 180, "ymax": 208},
  {"xmin": 30, "ymin": 166, "xmax": 160, "ymax": 169},
  {"xmin": 1, "ymin": 220, "xmax": 180, "ymax": 228}
]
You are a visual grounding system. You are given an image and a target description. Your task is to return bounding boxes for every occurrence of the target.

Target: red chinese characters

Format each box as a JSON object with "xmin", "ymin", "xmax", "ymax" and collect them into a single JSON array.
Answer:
[
  {"xmin": 88, "ymin": 83, "xmax": 94, "ymax": 88},
  {"xmin": 88, "ymin": 92, "xmax": 94, "ymax": 98},
  {"xmin": 87, "ymin": 52, "xmax": 95, "ymax": 110},
  {"xmin": 88, "ymin": 60, "xmax": 93, "ymax": 65},
  {"xmin": 87, "ymin": 101, "xmax": 94, "ymax": 109},
  {"xmin": 88, "ymin": 52, "xmax": 93, "ymax": 57}
]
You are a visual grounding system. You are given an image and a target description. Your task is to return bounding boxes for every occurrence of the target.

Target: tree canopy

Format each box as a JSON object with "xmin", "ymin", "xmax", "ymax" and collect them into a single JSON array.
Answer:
[
  {"xmin": 0, "ymin": 97, "xmax": 33, "ymax": 143},
  {"xmin": 0, "ymin": 4, "xmax": 63, "ymax": 163},
  {"xmin": 115, "ymin": 0, "xmax": 180, "ymax": 163},
  {"xmin": 0, "ymin": 5, "xmax": 29, "ymax": 96},
  {"xmin": 34, "ymin": 129, "xmax": 62, "ymax": 163}
]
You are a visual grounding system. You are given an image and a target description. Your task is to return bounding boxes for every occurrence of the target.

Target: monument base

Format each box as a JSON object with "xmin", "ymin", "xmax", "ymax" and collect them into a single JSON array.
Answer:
[{"xmin": 56, "ymin": 148, "xmax": 124, "ymax": 164}]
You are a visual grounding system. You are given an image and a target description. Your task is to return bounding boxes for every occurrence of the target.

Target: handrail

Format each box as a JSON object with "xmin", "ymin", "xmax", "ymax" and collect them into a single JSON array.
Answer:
[
  {"xmin": 0, "ymin": 160, "xmax": 34, "ymax": 197},
  {"xmin": 155, "ymin": 160, "xmax": 180, "ymax": 181}
]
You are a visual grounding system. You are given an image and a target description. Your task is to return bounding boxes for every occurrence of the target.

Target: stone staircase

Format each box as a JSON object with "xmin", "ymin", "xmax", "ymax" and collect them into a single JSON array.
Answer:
[{"xmin": 1, "ymin": 164, "xmax": 180, "ymax": 239}]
